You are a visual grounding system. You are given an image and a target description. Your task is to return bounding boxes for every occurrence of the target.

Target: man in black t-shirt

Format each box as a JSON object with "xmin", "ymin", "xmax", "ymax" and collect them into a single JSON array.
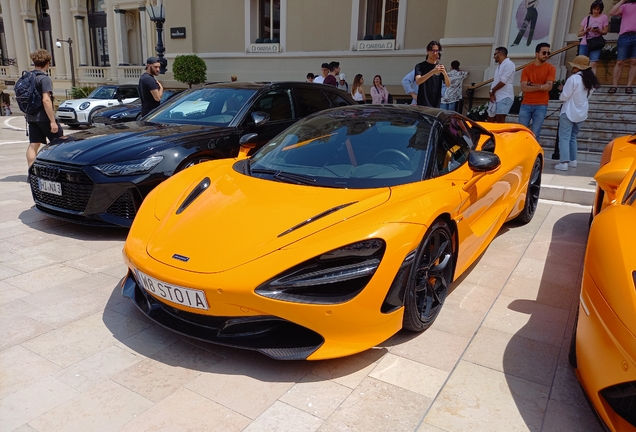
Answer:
[
  {"xmin": 26, "ymin": 49, "xmax": 63, "ymax": 168},
  {"xmin": 414, "ymin": 41, "xmax": 450, "ymax": 108},
  {"xmin": 139, "ymin": 57, "xmax": 164, "ymax": 116}
]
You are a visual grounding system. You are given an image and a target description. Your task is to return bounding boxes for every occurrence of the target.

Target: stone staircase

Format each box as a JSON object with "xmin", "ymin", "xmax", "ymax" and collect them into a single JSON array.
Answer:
[{"xmin": 507, "ymin": 85, "xmax": 636, "ymax": 163}]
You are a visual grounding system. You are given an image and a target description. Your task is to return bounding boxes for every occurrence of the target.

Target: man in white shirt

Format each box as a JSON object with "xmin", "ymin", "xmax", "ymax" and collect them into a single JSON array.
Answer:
[
  {"xmin": 488, "ymin": 47, "xmax": 516, "ymax": 123},
  {"xmin": 313, "ymin": 63, "xmax": 330, "ymax": 84},
  {"xmin": 401, "ymin": 70, "xmax": 418, "ymax": 105}
]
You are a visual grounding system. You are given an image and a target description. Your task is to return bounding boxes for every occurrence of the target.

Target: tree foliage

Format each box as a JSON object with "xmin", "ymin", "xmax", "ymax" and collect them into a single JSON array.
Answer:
[{"xmin": 172, "ymin": 54, "xmax": 207, "ymax": 88}]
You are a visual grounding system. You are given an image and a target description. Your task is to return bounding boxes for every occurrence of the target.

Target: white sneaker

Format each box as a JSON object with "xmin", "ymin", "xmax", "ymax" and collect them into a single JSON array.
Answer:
[
  {"xmin": 554, "ymin": 162, "xmax": 568, "ymax": 171},
  {"xmin": 569, "ymin": 160, "xmax": 577, "ymax": 167}
]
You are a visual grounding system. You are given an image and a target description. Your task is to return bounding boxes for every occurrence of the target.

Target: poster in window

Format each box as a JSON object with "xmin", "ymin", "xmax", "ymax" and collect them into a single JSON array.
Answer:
[{"xmin": 507, "ymin": 0, "xmax": 559, "ymax": 57}]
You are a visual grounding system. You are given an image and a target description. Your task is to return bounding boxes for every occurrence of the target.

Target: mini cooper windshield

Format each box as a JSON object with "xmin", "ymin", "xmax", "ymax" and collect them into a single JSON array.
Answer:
[
  {"xmin": 87, "ymin": 86, "xmax": 118, "ymax": 99},
  {"xmin": 247, "ymin": 109, "xmax": 434, "ymax": 188},
  {"xmin": 146, "ymin": 88, "xmax": 256, "ymax": 126}
]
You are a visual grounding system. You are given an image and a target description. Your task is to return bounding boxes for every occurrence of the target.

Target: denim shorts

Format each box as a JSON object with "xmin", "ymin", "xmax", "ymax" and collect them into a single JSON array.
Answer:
[
  {"xmin": 496, "ymin": 97, "xmax": 514, "ymax": 115},
  {"xmin": 577, "ymin": 44, "xmax": 601, "ymax": 62},
  {"xmin": 617, "ymin": 32, "xmax": 636, "ymax": 61}
]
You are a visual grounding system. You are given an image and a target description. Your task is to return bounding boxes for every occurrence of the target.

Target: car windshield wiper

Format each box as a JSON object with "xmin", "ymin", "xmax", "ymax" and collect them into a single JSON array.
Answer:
[{"xmin": 251, "ymin": 168, "xmax": 316, "ymax": 185}]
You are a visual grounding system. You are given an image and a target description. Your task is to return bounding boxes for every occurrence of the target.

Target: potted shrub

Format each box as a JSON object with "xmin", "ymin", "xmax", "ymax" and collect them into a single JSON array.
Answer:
[
  {"xmin": 172, "ymin": 54, "xmax": 207, "ymax": 88},
  {"xmin": 599, "ymin": 45, "xmax": 617, "ymax": 78},
  {"xmin": 549, "ymin": 80, "xmax": 565, "ymax": 100},
  {"xmin": 509, "ymin": 92, "xmax": 523, "ymax": 114},
  {"xmin": 467, "ymin": 104, "xmax": 488, "ymax": 121}
]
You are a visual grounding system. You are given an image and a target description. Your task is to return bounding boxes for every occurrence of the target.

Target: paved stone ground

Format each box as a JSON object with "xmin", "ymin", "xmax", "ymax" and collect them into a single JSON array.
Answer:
[{"xmin": 0, "ymin": 116, "xmax": 604, "ymax": 431}]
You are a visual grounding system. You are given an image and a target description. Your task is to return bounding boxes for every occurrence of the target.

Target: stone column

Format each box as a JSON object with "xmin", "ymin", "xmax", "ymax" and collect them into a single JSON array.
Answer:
[
  {"xmin": 59, "ymin": 0, "xmax": 73, "ymax": 80},
  {"xmin": 47, "ymin": 0, "xmax": 67, "ymax": 78},
  {"xmin": 0, "ymin": 0, "xmax": 18, "ymax": 62},
  {"xmin": 113, "ymin": 8, "xmax": 127, "ymax": 66},
  {"xmin": 25, "ymin": 20, "xmax": 37, "ymax": 54},
  {"xmin": 10, "ymin": 3, "xmax": 29, "ymax": 70},
  {"xmin": 75, "ymin": 16, "xmax": 88, "ymax": 66},
  {"xmin": 139, "ymin": 8, "xmax": 148, "ymax": 62}
]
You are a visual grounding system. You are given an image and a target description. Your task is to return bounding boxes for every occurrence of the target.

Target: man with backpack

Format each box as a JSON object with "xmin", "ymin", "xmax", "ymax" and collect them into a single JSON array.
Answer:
[{"xmin": 18, "ymin": 49, "xmax": 63, "ymax": 167}]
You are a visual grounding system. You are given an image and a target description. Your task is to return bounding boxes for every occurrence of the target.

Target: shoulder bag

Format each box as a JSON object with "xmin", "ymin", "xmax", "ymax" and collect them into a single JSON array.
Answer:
[{"xmin": 585, "ymin": 16, "xmax": 606, "ymax": 52}]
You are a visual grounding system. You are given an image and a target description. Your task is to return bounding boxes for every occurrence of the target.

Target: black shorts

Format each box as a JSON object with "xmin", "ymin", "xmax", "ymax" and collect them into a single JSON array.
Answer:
[{"xmin": 28, "ymin": 120, "xmax": 63, "ymax": 144}]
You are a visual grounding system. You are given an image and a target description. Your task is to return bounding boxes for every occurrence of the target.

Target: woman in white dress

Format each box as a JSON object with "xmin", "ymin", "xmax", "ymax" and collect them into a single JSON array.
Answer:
[{"xmin": 351, "ymin": 74, "xmax": 366, "ymax": 104}]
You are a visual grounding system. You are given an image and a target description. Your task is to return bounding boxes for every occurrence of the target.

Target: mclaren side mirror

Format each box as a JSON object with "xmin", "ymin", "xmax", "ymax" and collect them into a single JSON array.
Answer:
[
  {"xmin": 238, "ymin": 133, "xmax": 259, "ymax": 159},
  {"xmin": 468, "ymin": 150, "xmax": 501, "ymax": 172},
  {"xmin": 595, "ymin": 157, "xmax": 635, "ymax": 202}
]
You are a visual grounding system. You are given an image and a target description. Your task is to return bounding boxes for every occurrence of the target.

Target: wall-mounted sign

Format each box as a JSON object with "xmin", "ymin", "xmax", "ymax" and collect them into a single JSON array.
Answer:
[
  {"xmin": 170, "ymin": 27, "xmax": 186, "ymax": 39},
  {"xmin": 357, "ymin": 39, "xmax": 395, "ymax": 51},
  {"xmin": 4, "ymin": 80, "xmax": 15, "ymax": 85},
  {"xmin": 249, "ymin": 43, "xmax": 280, "ymax": 53}
]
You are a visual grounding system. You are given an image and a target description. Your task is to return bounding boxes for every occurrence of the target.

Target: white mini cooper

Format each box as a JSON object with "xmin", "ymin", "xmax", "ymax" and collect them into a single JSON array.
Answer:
[{"xmin": 56, "ymin": 85, "xmax": 140, "ymax": 128}]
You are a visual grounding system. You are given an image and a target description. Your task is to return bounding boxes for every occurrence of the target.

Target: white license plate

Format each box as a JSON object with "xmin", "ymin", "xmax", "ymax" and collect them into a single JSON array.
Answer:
[
  {"xmin": 93, "ymin": 123, "xmax": 105, "ymax": 127},
  {"xmin": 38, "ymin": 179, "xmax": 62, "ymax": 196},
  {"xmin": 135, "ymin": 270, "xmax": 209, "ymax": 310}
]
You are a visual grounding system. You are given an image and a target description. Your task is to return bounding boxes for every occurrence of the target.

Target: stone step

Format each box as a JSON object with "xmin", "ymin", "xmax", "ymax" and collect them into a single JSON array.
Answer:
[{"xmin": 540, "ymin": 137, "xmax": 605, "ymax": 159}]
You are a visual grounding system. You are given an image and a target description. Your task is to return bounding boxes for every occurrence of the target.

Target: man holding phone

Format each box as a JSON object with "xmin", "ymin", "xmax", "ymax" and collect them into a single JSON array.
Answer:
[{"xmin": 414, "ymin": 40, "xmax": 451, "ymax": 107}]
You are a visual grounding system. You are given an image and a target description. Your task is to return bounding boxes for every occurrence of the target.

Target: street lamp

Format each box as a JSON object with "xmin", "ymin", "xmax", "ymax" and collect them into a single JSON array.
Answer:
[
  {"xmin": 142, "ymin": 3, "xmax": 167, "ymax": 74},
  {"xmin": 55, "ymin": 38, "xmax": 76, "ymax": 88}
]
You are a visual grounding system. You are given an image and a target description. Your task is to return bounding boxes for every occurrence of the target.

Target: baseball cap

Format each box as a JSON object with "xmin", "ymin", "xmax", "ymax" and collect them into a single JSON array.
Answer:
[
  {"xmin": 339, "ymin": 73, "xmax": 346, "ymax": 80},
  {"xmin": 146, "ymin": 56, "xmax": 160, "ymax": 65}
]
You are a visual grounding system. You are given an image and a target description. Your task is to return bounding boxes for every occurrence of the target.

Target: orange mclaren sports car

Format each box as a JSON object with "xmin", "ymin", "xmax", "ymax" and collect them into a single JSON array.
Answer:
[
  {"xmin": 570, "ymin": 133, "xmax": 636, "ymax": 431},
  {"xmin": 122, "ymin": 105, "xmax": 543, "ymax": 360}
]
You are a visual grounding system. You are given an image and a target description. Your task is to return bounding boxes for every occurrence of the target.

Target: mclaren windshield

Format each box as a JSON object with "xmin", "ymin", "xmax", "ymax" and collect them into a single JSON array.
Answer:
[{"xmin": 247, "ymin": 107, "xmax": 434, "ymax": 188}]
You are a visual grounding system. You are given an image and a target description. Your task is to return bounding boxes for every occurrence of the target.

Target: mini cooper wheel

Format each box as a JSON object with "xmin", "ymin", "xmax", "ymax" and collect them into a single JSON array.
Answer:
[
  {"xmin": 403, "ymin": 220, "xmax": 455, "ymax": 332},
  {"xmin": 516, "ymin": 156, "xmax": 542, "ymax": 224}
]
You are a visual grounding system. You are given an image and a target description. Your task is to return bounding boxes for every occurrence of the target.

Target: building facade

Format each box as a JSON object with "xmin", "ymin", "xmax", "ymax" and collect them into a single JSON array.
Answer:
[{"xmin": 0, "ymin": 0, "xmax": 619, "ymax": 99}]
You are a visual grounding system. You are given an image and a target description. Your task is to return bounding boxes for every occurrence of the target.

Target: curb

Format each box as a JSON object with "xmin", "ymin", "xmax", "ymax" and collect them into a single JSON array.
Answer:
[{"xmin": 540, "ymin": 184, "xmax": 595, "ymax": 206}]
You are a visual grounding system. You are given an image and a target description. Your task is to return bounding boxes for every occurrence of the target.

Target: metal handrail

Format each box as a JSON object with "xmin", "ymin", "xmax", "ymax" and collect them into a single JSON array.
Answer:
[{"xmin": 465, "ymin": 43, "xmax": 580, "ymax": 110}]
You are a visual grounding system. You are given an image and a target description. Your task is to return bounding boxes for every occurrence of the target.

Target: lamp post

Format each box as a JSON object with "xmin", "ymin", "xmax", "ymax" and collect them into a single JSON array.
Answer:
[
  {"xmin": 56, "ymin": 38, "xmax": 76, "ymax": 88},
  {"xmin": 144, "ymin": 4, "xmax": 167, "ymax": 74}
]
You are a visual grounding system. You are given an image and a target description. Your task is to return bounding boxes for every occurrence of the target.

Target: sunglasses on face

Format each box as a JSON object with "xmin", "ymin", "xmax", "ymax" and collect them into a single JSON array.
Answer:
[
  {"xmin": 429, "ymin": 50, "xmax": 441, "ymax": 54},
  {"xmin": 540, "ymin": 51, "xmax": 551, "ymax": 55}
]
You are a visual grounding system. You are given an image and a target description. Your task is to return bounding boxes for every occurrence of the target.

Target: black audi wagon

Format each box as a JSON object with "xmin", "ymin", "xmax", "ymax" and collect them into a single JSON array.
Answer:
[{"xmin": 30, "ymin": 82, "xmax": 355, "ymax": 227}]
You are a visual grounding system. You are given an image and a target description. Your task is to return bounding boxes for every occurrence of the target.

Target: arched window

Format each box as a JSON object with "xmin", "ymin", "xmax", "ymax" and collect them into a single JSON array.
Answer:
[
  {"xmin": 36, "ymin": 0, "xmax": 55, "ymax": 65},
  {"xmin": 88, "ymin": 0, "xmax": 109, "ymax": 65}
]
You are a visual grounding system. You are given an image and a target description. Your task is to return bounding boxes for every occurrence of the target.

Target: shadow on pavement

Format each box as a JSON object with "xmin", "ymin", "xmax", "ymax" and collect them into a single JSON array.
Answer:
[
  {"xmin": 101, "ymin": 280, "xmax": 386, "ymax": 382},
  {"xmin": 18, "ymin": 206, "xmax": 128, "ymax": 241},
  {"xmin": 502, "ymin": 211, "xmax": 604, "ymax": 430},
  {"xmin": 0, "ymin": 174, "xmax": 27, "ymax": 183}
]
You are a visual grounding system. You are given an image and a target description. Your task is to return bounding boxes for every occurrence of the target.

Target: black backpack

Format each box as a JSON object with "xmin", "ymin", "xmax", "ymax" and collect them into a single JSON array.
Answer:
[{"xmin": 15, "ymin": 70, "xmax": 44, "ymax": 115}]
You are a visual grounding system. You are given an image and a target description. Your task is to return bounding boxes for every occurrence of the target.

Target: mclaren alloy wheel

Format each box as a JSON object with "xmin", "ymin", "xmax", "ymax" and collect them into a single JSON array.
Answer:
[
  {"xmin": 403, "ymin": 220, "xmax": 455, "ymax": 332},
  {"xmin": 516, "ymin": 156, "xmax": 542, "ymax": 224}
]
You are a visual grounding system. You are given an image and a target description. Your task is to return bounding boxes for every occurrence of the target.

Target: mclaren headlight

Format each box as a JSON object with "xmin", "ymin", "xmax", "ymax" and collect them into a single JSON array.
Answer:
[
  {"xmin": 255, "ymin": 239, "xmax": 385, "ymax": 304},
  {"xmin": 79, "ymin": 102, "xmax": 91, "ymax": 110},
  {"xmin": 95, "ymin": 155, "xmax": 163, "ymax": 176}
]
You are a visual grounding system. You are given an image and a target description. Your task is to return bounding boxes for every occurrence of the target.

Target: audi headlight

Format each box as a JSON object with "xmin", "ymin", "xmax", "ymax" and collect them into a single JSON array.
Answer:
[
  {"xmin": 255, "ymin": 239, "xmax": 385, "ymax": 304},
  {"xmin": 79, "ymin": 102, "xmax": 91, "ymax": 110},
  {"xmin": 95, "ymin": 156, "xmax": 163, "ymax": 176}
]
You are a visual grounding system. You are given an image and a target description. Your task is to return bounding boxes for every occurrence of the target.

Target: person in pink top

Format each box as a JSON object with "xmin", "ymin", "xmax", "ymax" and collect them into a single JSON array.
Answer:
[
  {"xmin": 609, "ymin": 0, "xmax": 636, "ymax": 94},
  {"xmin": 370, "ymin": 75, "xmax": 390, "ymax": 104},
  {"xmin": 577, "ymin": 1, "xmax": 609, "ymax": 75}
]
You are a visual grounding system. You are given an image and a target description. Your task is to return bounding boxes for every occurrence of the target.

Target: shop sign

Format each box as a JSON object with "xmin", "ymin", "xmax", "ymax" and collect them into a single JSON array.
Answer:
[
  {"xmin": 357, "ymin": 40, "xmax": 395, "ymax": 51},
  {"xmin": 249, "ymin": 43, "xmax": 280, "ymax": 53}
]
